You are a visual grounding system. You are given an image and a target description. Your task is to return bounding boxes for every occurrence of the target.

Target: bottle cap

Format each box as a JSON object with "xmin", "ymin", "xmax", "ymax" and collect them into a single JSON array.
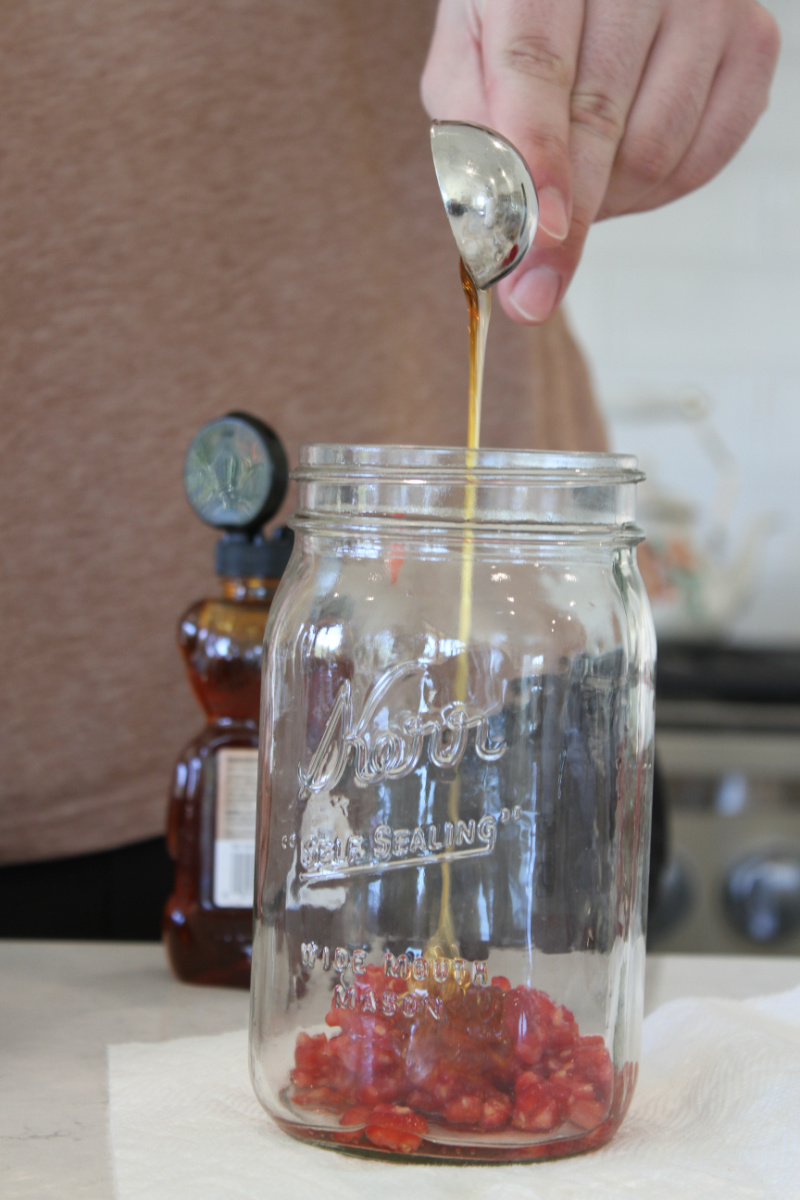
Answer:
[
  {"xmin": 214, "ymin": 527, "xmax": 294, "ymax": 580},
  {"xmin": 184, "ymin": 412, "xmax": 292, "ymax": 579},
  {"xmin": 184, "ymin": 412, "xmax": 288, "ymax": 532}
]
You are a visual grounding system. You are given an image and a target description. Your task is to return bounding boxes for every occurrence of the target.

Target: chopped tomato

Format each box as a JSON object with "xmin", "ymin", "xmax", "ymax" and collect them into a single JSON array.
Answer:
[
  {"xmin": 479, "ymin": 1093, "xmax": 513, "ymax": 1129},
  {"xmin": 287, "ymin": 972, "xmax": 622, "ymax": 1153},
  {"xmin": 294, "ymin": 1031, "xmax": 326, "ymax": 1070},
  {"xmin": 355, "ymin": 1076, "xmax": 403, "ymax": 1106},
  {"xmin": 386, "ymin": 545, "xmax": 404, "ymax": 585},
  {"xmin": 443, "ymin": 1094, "xmax": 484, "ymax": 1125},
  {"xmin": 339, "ymin": 1106, "xmax": 373, "ymax": 1127},
  {"xmin": 367, "ymin": 1104, "xmax": 428, "ymax": 1135},
  {"xmin": 569, "ymin": 1097, "xmax": 608, "ymax": 1131},
  {"xmin": 292, "ymin": 1085, "xmax": 341, "ymax": 1109},
  {"xmin": 363, "ymin": 1125, "xmax": 423, "ymax": 1154}
]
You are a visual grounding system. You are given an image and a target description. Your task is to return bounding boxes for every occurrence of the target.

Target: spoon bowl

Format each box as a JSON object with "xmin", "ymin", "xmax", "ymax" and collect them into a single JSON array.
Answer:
[{"xmin": 430, "ymin": 120, "xmax": 538, "ymax": 290}]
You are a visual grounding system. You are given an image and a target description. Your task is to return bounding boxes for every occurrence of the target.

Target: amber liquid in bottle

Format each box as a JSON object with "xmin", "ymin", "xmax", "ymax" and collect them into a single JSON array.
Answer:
[{"xmin": 163, "ymin": 576, "xmax": 280, "ymax": 988}]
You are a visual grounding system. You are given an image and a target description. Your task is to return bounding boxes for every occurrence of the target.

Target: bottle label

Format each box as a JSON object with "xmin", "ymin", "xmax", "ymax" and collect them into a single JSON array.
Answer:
[{"xmin": 213, "ymin": 747, "xmax": 258, "ymax": 908}]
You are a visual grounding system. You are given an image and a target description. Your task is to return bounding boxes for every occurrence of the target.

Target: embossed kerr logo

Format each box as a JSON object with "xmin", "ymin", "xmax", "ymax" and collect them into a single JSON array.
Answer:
[{"xmin": 298, "ymin": 660, "xmax": 507, "ymax": 795}]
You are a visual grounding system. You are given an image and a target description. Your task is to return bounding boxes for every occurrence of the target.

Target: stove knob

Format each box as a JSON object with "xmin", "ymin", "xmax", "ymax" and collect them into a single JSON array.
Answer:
[{"xmin": 724, "ymin": 850, "xmax": 800, "ymax": 943}]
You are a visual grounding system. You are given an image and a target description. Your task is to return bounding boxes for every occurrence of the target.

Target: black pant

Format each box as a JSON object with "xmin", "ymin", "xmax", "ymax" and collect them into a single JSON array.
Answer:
[{"xmin": 0, "ymin": 837, "xmax": 173, "ymax": 941}]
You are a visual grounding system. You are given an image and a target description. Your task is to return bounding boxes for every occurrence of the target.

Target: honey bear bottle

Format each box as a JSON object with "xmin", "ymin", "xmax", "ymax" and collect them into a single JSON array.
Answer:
[{"xmin": 163, "ymin": 412, "xmax": 291, "ymax": 987}]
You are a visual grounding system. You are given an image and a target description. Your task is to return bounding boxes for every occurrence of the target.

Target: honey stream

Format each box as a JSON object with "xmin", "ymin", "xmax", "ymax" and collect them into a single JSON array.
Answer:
[{"xmin": 427, "ymin": 260, "xmax": 491, "ymax": 960}]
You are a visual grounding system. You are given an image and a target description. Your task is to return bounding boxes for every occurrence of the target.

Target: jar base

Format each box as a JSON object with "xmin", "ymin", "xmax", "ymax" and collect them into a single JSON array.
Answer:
[
  {"xmin": 269, "ymin": 1107, "xmax": 629, "ymax": 1164},
  {"xmin": 265, "ymin": 1061, "xmax": 637, "ymax": 1164}
]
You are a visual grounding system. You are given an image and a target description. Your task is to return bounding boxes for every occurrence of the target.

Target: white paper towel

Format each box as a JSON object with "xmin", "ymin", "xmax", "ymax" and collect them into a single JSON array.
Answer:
[{"xmin": 108, "ymin": 985, "xmax": 800, "ymax": 1200}]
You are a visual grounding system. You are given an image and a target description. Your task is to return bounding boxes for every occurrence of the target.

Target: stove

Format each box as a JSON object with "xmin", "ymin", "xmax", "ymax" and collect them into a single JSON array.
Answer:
[{"xmin": 649, "ymin": 643, "xmax": 800, "ymax": 956}]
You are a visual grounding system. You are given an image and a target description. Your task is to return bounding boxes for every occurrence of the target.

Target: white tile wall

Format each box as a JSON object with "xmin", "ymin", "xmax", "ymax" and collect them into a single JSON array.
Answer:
[{"xmin": 566, "ymin": 0, "xmax": 800, "ymax": 644}]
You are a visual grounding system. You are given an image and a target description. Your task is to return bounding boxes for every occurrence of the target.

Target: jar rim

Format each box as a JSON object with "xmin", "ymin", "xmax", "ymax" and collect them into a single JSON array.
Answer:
[
  {"xmin": 294, "ymin": 443, "xmax": 643, "ymax": 485},
  {"xmin": 293, "ymin": 444, "xmax": 644, "ymax": 535}
]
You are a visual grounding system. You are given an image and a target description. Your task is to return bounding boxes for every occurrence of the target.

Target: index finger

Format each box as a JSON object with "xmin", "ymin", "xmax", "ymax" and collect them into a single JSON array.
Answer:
[{"xmin": 481, "ymin": 0, "xmax": 585, "ymax": 242}]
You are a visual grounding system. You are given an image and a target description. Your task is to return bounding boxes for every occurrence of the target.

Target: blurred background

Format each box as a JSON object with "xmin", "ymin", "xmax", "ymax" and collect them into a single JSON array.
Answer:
[
  {"xmin": 569, "ymin": 0, "xmax": 798, "ymax": 647},
  {"xmin": 566, "ymin": 0, "xmax": 800, "ymax": 956}
]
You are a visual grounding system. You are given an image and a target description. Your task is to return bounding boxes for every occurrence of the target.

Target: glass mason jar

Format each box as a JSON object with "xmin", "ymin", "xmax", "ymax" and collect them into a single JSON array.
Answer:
[{"xmin": 249, "ymin": 445, "xmax": 656, "ymax": 1162}]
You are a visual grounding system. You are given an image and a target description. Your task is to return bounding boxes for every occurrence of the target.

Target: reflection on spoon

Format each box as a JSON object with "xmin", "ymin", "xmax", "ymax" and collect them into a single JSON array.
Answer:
[{"xmin": 430, "ymin": 120, "xmax": 539, "ymax": 290}]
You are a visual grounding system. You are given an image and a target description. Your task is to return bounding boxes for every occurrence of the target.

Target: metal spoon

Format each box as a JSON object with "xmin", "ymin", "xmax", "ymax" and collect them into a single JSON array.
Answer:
[{"xmin": 430, "ymin": 120, "xmax": 538, "ymax": 290}]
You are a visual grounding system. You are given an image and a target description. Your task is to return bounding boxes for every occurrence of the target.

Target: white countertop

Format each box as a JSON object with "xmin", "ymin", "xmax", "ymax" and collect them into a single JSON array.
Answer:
[{"xmin": 1, "ymin": 942, "xmax": 798, "ymax": 1199}]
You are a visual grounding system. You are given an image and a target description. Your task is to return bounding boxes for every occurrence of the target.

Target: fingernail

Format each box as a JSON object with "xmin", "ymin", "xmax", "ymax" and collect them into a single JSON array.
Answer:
[
  {"xmin": 508, "ymin": 266, "xmax": 561, "ymax": 323},
  {"xmin": 537, "ymin": 187, "xmax": 570, "ymax": 241}
]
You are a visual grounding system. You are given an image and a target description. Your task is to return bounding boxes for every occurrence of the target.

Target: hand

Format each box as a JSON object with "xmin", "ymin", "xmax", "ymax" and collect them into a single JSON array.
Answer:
[{"xmin": 422, "ymin": 0, "xmax": 780, "ymax": 323}]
